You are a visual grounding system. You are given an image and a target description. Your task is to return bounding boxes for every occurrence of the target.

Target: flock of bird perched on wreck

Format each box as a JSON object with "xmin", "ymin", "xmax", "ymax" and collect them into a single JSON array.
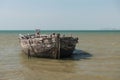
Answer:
[{"xmin": 19, "ymin": 29, "xmax": 79, "ymax": 59}]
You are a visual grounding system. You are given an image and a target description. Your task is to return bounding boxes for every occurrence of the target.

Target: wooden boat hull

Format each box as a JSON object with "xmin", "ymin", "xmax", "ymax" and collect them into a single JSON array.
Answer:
[
  {"xmin": 19, "ymin": 33, "xmax": 78, "ymax": 59},
  {"xmin": 21, "ymin": 45, "xmax": 75, "ymax": 58}
]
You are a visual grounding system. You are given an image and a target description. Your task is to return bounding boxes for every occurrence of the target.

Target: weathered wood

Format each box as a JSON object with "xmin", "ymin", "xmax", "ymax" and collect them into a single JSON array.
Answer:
[
  {"xmin": 19, "ymin": 30, "xmax": 78, "ymax": 59},
  {"xmin": 57, "ymin": 34, "xmax": 60, "ymax": 59},
  {"xmin": 28, "ymin": 48, "xmax": 31, "ymax": 59}
]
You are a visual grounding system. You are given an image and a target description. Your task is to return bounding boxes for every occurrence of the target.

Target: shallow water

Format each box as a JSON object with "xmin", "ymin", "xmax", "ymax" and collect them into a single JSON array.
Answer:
[{"xmin": 0, "ymin": 31, "xmax": 120, "ymax": 80}]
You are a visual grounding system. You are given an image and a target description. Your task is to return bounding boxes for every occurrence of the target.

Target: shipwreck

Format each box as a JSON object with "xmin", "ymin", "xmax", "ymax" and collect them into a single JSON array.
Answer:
[{"xmin": 19, "ymin": 29, "xmax": 78, "ymax": 59}]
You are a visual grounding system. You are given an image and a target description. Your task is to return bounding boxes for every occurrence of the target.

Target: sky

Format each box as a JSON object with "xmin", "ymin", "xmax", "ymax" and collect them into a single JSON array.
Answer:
[{"xmin": 0, "ymin": 0, "xmax": 120, "ymax": 30}]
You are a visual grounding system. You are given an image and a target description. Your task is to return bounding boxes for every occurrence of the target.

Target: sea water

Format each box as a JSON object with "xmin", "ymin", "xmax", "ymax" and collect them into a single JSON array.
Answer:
[{"xmin": 0, "ymin": 30, "xmax": 120, "ymax": 80}]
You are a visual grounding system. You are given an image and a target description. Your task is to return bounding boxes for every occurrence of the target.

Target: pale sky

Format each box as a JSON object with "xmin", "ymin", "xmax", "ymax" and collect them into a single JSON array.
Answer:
[{"xmin": 0, "ymin": 0, "xmax": 120, "ymax": 30}]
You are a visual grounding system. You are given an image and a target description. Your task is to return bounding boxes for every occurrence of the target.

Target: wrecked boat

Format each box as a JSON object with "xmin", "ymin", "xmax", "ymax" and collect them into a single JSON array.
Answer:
[{"xmin": 19, "ymin": 30, "xmax": 78, "ymax": 59}]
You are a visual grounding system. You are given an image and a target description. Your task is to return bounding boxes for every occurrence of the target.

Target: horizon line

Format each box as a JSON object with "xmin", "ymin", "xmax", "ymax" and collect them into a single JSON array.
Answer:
[{"xmin": 0, "ymin": 29, "xmax": 120, "ymax": 31}]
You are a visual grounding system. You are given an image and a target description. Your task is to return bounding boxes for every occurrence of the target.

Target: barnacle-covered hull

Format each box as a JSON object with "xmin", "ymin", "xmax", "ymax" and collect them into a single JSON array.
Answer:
[{"xmin": 19, "ymin": 32, "xmax": 78, "ymax": 59}]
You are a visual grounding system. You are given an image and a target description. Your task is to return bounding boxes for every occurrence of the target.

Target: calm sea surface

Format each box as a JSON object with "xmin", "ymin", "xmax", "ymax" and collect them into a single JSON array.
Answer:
[{"xmin": 0, "ymin": 30, "xmax": 120, "ymax": 80}]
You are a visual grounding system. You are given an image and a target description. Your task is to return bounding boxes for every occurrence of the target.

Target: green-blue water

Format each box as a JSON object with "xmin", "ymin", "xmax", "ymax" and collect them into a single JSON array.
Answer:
[
  {"xmin": 0, "ymin": 30, "xmax": 120, "ymax": 80},
  {"xmin": 0, "ymin": 30, "xmax": 120, "ymax": 34}
]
